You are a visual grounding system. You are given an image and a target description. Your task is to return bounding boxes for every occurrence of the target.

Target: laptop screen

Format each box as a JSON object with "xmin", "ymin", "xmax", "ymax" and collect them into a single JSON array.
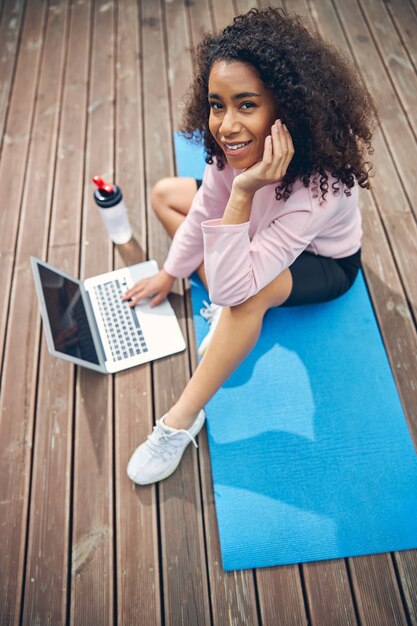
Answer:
[{"xmin": 38, "ymin": 264, "xmax": 100, "ymax": 364}]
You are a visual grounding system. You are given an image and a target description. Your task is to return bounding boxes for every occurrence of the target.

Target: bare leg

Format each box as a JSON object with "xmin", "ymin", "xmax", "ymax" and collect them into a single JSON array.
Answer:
[
  {"xmin": 165, "ymin": 268, "xmax": 293, "ymax": 429},
  {"xmin": 151, "ymin": 177, "xmax": 208, "ymax": 289}
]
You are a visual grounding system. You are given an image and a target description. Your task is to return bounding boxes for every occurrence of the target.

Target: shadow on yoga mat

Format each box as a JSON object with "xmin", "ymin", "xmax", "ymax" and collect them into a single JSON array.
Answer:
[{"xmin": 175, "ymin": 132, "xmax": 417, "ymax": 572}]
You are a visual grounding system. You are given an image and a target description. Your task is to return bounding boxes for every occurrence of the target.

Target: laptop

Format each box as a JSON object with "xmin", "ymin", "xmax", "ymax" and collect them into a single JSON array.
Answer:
[{"xmin": 30, "ymin": 256, "xmax": 186, "ymax": 373}]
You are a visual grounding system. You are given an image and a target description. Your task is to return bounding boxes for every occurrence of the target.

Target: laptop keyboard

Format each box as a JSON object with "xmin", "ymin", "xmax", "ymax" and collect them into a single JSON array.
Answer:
[{"xmin": 93, "ymin": 278, "xmax": 148, "ymax": 361}]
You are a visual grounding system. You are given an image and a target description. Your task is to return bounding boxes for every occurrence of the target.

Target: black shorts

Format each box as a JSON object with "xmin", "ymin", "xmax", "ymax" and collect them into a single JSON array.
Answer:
[
  {"xmin": 194, "ymin": 178, "xmax": 362, "ymax": 307},
  {"xmin": 282, "ymin": 248, "xmax": 361, "ymax": 307}
]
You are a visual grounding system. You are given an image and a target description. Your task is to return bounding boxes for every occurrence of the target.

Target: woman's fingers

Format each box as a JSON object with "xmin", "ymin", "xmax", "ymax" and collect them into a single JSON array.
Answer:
[
  {"xmin": 122, "ymin": 282, "xmax": 151, "ymax": 307},
  {"xmin": 121, "ymin": 270, "xmax": 173, "ymax": 308},
  {"xmin": 271, "ymin": 119, "xmax": 294, "ymax": 178},
  {"xmin": 279, "ymin": 121, "xmax": 289, "ymax": 157},
  {"xmin": 129, "ymin": 292, "xmax": 147, "ymax": 307},
  {"xmin": 149, "ymin": 292, "xmax": 166, "ymax": 308},
  {"xmin": 131, "ymin": 287, "xmax": 162, "ymax": 307},
  {"xmin": 281, "ymin": 123, "xmax": 295, "ymax": 174},
  {"xmin": 122, "ymin": 279, "xmax": 148, "ymax": 301},
  {"xmin": 270, "ymin": 119, "xmax": 290, "ymax": 177},
  {"xmin": 126, "ymin": 281, "xmax": 168, "ymax": 307},
  {"xmin": 276, "ymin": 120, "xmax": 288, "ymax": 172},
  {"xmin": 263, "ymin": 134, "xmax": 273, "ymax": 164},
  {"xmin": 271, "ymin": 120, "xmax": 282, "ymax": 163}
]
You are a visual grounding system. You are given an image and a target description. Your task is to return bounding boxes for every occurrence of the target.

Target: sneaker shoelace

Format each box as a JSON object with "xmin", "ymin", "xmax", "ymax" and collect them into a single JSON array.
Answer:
[
  {"xmin": 146, "ymin": 421, "xmax": 198, "ymax": 461},
  {"xmin": 200, "ymin": 300, "xmax": 221, "ymax": 325}
]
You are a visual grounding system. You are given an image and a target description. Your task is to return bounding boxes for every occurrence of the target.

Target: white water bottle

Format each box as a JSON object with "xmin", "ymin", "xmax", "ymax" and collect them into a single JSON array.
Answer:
[{"xmin": 92, "ymin": 175, "xmax": 133, "ymax": 244}]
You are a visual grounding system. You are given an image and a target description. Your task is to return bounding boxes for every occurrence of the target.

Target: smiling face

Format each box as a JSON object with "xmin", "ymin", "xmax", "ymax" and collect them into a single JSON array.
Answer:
[{"xmin": 208, "ymin": 60, "xmax": 277, "ymax": 169}]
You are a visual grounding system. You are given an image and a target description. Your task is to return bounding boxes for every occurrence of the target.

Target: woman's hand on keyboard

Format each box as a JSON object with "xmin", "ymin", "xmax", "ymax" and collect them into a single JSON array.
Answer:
[{"xmin": 121, "ymin": 269, "xmax": 175, "ymax": 308}]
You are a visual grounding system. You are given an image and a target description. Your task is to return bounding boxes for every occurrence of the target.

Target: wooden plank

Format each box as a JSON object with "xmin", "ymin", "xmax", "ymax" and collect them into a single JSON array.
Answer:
[
  {"xmin": 113, "ymin": 0, "xmax": 162, "ymax": 624},
  {"xmin": 358, "ymin": 0, "xmax": 417, "ymax": 131},
  {"xmin": 394, "ymin": 550, "xmax": 417, "ymax": 625},
  {"xmin": 354, "ymin": 198, "xmax": 417, "ymax": 435},
  {"xmin": 255, "ymin": 566, "xmax": 308, "ymax": 625},
  {"xmin": 333, "ymin": 0, "xmax": 417, "ymax": 217},
  {"xmin": 0, "ymin": 0, "xmax": 26, "ymax": 375},
  {"xmin": 142, "ymin": 0, "xmax": 174, "ymax": 270},
  {"xmin": 0, "ymin": 0, "xmax": 26, "ymax": 148},
  {"xmin": 0, "ymin": 1, "xmax": 69, "ymax": 624},
  {"xmin": 283, "ymin": 0, "xmax": 317, "ymax": 28},
  {"xmin": 21, "ymin": 1, "xmax": 91, "ymax": 624},
  {"xmin": 142, "ymin": 1, "xmax": 211, "ymax": 623},
  {"xmin": 235, "ymin": 0, "xmax": 256, "ymax": 14},
  {"xmin": 349, "ymin": 554, "xmax": 408, "ymax": 626},
  {"xmin": 384, "ymin": 0, "xmax": 417, "ymax": 73},
  {"xmin": 211, "ymin": 0, "xmax": 235, "ymax": 31},
  {"xmin": 257, "ymin": 0, "xmax": 284, "ymax": 9},
  {"xmin": 164, "ymin": 0, "xmax": 191, "ymax": 130},
  {"xmin": 409, "ymin": 0, "xmax": 417, "ymax": 18},
  {"xmin": 186, "ymin": 0, "xmax": 212, "ymax": 48},
  {"xmin": 0, "ymin": 0, "xmax": 46, "ymax": 380},
  {"xmin": 69, "ymin": 1, "xmax": 115, "ymax": 624},
  {"xmin": 302, "ymin": 560, "xmax": 357, "ymax": 626}
]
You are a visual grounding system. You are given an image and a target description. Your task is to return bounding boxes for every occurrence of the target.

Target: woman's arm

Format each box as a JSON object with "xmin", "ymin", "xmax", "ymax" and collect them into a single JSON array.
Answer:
[
  {"xmin": 202, "ymin": 206, "xmax": 310, "ymax": 306},
  {"xmin": 220, "ymin": 185, "xmax": 254, "ymax": 225},
  {"xmin": 202, "ymin": 181, "xmax": 339, "ymax": 307},
  {"xmin": 163, "ymin": 160, "xmax": 231, "ymax": 278}
]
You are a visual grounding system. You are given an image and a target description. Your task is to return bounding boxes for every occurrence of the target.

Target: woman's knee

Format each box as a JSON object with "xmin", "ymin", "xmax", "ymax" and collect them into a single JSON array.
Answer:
[
  {"xmin": 230, "ymin": 293, "xmax": 268, "ymax": 319},
  {"xmin": 150, "ymin": 177, "xmax": 176, "ymax": 215},
  {"xmin": 231, "ymin": 269, "xmax": 293, "ymax": 316},
  {"xmin": 151, "ymin": 176, "xmax": 198, "ymax": 218}
]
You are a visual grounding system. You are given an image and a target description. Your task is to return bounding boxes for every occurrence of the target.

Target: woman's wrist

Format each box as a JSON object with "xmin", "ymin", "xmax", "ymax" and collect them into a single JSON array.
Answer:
[
  {"xmin": 161, "ymin": 268, "xmax": 176, "ymax": 283},
  {"xmin": 221, "ymin": 183, "xmax": 255, "ymax": 225},
  {"xmin": 231, "ymin": 178, "xmax": 257, "ymax": 196}
]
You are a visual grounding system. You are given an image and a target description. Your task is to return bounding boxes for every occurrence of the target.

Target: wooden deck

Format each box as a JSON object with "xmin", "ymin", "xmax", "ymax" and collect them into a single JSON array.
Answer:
[{"xmin": 1, "ymin": 0, "xmax": 417, "ymax": 623}]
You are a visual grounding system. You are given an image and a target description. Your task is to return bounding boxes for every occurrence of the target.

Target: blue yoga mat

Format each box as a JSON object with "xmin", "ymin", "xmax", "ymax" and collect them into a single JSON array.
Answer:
[{"xmin": 174, "ymin": 132, "xmax": 417, "ymax": 571}]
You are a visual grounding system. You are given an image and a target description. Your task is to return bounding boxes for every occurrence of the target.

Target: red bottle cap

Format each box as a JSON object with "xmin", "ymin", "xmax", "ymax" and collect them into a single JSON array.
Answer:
[{"xmin": 92, "ymin": 175, "xmax": 115, "ymax": 193}]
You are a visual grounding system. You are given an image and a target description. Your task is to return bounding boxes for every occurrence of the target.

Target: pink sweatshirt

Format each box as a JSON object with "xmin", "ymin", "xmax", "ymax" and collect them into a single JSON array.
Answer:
[{"xmin": 163, "ymin": 161, "xmax": 362, "ymax": 307}]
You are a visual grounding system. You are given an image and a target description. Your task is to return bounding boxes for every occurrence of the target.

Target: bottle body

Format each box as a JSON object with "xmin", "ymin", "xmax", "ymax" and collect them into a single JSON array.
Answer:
[
  {"xmin": 93, "ymin": 182, "xmax": 133, "ymax": 245},
  {"xmin": 98, "ymin": 198, "xmax": 132, "ymax": 244}
]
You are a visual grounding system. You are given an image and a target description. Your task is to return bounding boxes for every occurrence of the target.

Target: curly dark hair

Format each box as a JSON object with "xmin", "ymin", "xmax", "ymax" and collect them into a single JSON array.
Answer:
[{"xmin": 179, "ymin": 7, "xmax": 379, "ymax": 203}]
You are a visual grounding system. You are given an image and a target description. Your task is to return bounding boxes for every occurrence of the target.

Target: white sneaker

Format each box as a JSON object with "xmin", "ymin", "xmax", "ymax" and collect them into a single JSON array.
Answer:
[
  {"xmin": 127, "ymin": 409, "xmax": 206, "ymax": 485},
  {"xmin": 198, "ymin": 301, "xmax": 223, "ymax": 357}
]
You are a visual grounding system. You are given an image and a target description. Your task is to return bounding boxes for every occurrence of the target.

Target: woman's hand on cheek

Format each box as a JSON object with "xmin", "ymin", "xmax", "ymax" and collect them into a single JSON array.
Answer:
[{"xmin": 234, "ymin": 119, "xmax": 295, "ymax": 195}]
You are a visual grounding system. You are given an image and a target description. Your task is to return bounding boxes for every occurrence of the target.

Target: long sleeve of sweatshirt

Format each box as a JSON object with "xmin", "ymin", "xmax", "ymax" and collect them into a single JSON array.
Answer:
[
  {"xmin": 163, "ymin": 161, "xmax": 362, "ymax": 306},
  {"xmin": 163, "ymin": 160, "xmax": 229, "ymax": 278}
]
